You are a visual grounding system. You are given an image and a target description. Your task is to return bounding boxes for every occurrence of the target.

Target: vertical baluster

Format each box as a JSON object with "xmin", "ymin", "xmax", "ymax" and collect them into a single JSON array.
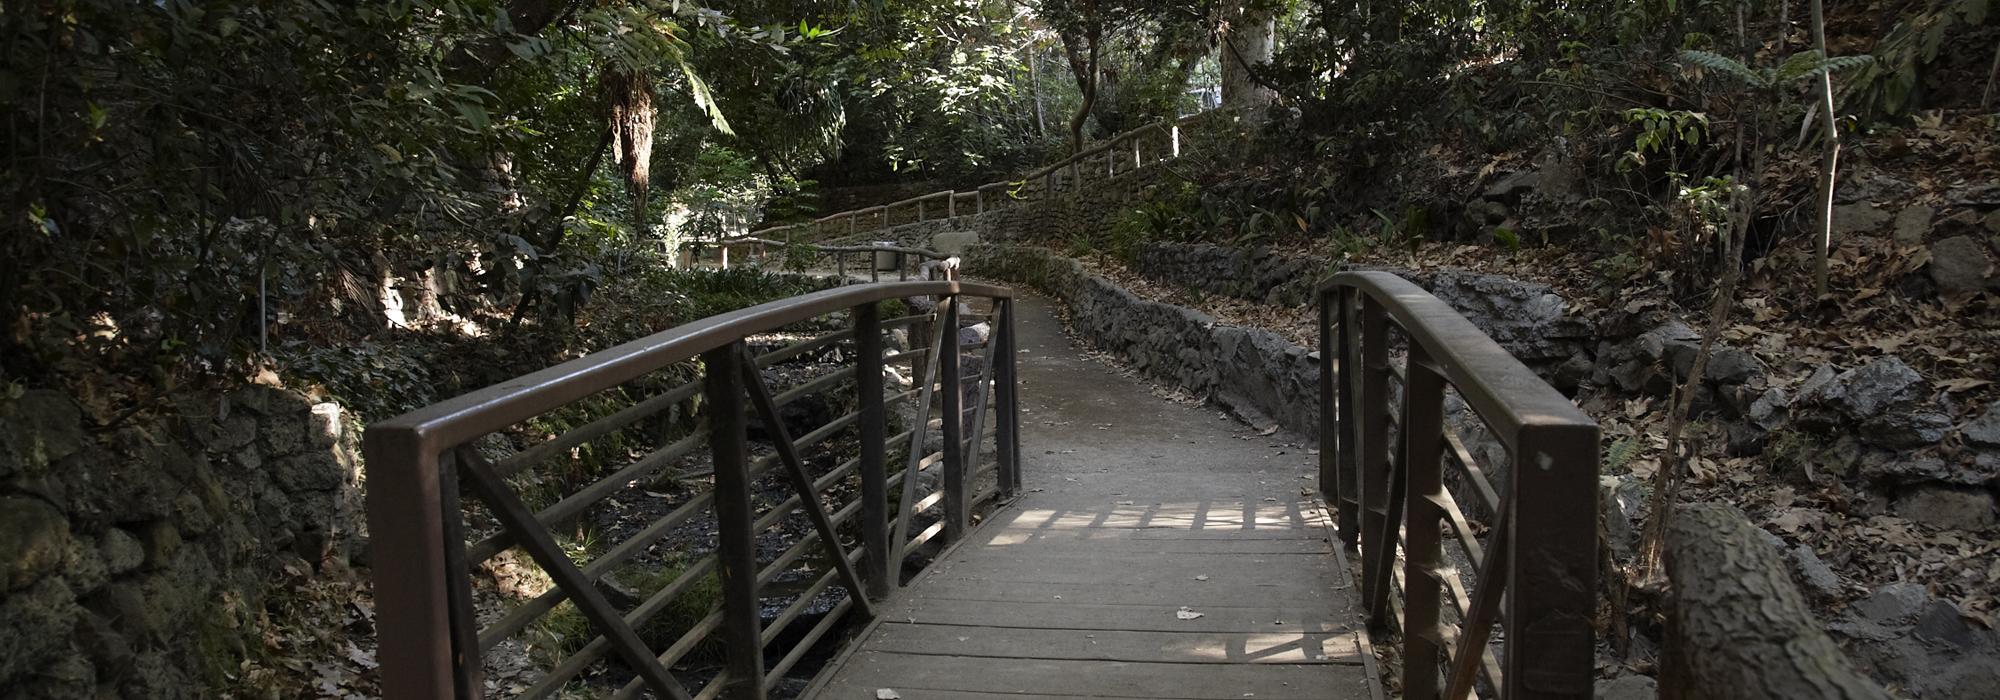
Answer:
[
  {"xmin": 1402, "ymin": 351, "xmax": 1447, "ymax": 700},
  {"xmin": 836, "ymin": 252, "xmax": 846, "ymax": 281},
  {"xmin": 995, "ymin": 298, "xmax": 1021, "ymax": 497},
  {"xmin": 1337, "ymin": 288, "xmax": 1361, "ymax": 547},
  {"xmin": 1317, "ymin": 289, "xmax": 1338, "ymax": 515},
  {"xmin": 940, "ymin": 297, "xmax": 967, "ymax": 542},
  {"xmin": 702, "ymin": 344, "xmax": 766, "ymax": 699},
  {"xmin": 435, "ymin": 454, "xmax": 484, "ymax": 700},
  {"xmin": 1358, "ymin": 295, "xmax": 1391, "ymax": 622},
  {"xmin": 1506, "ymin": 423, "xmax": 1600, "ymax": 698},
  {"xmin": 855, "ymin": 303, "xmax": 890, "ymax": 601}
]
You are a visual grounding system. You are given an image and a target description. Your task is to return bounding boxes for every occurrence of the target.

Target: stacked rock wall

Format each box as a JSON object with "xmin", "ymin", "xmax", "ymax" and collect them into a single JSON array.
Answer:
[{"xmin": 0, "ymin": 387, "xmax": 363, "ymax": 698}]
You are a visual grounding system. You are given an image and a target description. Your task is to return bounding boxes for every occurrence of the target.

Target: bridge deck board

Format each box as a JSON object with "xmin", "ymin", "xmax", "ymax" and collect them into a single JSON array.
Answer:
[{"xmin": 808, "ymin": 294, "xmax": 1373, "ymax": 699}]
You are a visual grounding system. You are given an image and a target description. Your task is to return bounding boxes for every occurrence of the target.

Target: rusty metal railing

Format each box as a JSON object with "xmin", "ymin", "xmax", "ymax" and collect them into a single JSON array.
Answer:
[
  {"xmin": 365, "ymin": 280, "xmax": 1021, "ymax": 699},
  {"xmin": 1317, "ymin": 271, "xmax": 1598, "ymax": 699}
]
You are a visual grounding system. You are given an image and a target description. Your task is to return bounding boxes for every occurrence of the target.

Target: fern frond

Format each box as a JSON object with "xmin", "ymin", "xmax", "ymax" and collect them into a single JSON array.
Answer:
[{"xmin": 1677, "ymin": 49, "xmax": 1764, "ymax": 86}]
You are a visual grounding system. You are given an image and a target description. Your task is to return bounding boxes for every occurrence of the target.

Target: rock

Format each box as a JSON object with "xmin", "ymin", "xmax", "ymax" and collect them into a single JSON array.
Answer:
[
  {"xmin": 1725, "ymin": 422, "xmax": 1768, "ymax": 456},
  {"xmin": 1483, "ymin": 170, "xmax": 1540, "ymax": 200},
  {"xmin": 1704, "ymin": 347, "xmax": 1765, "ymax": 386},
  {"xmin": 1552, "ymin": 353, "xmax": 1592, "ymax": 393},
  {"xmin": 1860, "ymin": 410, "xmax": 1951, "ymax": 449},
  {"xmin": 1987, "ymin": 209, "xmax": 2000, "ymax": 235},
  {"xmin": 134, "ymin": 520, "xmax": 180, "ymax": 571},
  {"xmin": 1928, "ymin": 235, "xmax": 1994, "ymax": 297},
  {"xmin": 0, "ymin": 578, "xmax": 82, "ymax": 685},
  {"xmin": 272, "ymin": 452, "xmax": 343, "ymax": 492},
  {"xmin": 306, "ymin": 402, "xmax": 344, "ymax": 449},
  {"xmin": 1856, "ymin": 582, "xmax": 1929, "ymax": 626},
  {"xmin": 1893, "ymin": 205, "xmax": 1935, "ymax": 245},
  {"xmin": 1597, "ymin": 673, "xmax": 1658, "ymax": 700},
  {"xmin": 1861, "ymin": 455, "xmax": 1986, "ymax": 487},
  {"xmin": 261, "ymin": 412, "xmax": 306, "ymax": 455},
  {"xmin": 1748, "ymin": 387, "xmax": 1790, "ymax": 430},
  {"xmin": 1892, "ymin": 486, "xmax": 1997, "ymax": 530},
  {"xmin": 1914, "ymin": 600, "xmax": 1977, "ymax": 649},
  {"xmin": 208, "ymin": 415, "xmax": 258, "ymax": 452},
  {"xmin": 1600, "ymin": 475, "xmax": 1648, "ymax": 559},
  {"xmin": 1964, "ymin": 407, "xmax": 2000, "ymax": 448},
  {"xmin": 0, "ymin": 390, "xmax": 86, "ymax": 478},
  {"xmin": 0, "ymin": 498, "xmax": 72, "ymax": 592},
  {"xmin": 99, "ymin": 528, "xmax": 144, "ymax": 576},
  {"xmin": 1799, "ymin": 357, "xmax": 1928, "ymax": 421},
  {"xmin": 1787, "ymin": 545, "xmax": 1842, "ymax": 599},
  {"xmin": 1833, "ymin": 202, "xmax": 1893, "ymax": 236}
]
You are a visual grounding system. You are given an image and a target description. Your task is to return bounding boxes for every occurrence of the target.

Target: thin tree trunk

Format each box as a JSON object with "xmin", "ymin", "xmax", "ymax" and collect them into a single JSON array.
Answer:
[
  {"xmin": 1811, "ymin": 0, "xmax": 1839, "ymax": 296},
  {"xmin": 1031, "ymin": 44, "xmax": 1047, "ymax": 137}
]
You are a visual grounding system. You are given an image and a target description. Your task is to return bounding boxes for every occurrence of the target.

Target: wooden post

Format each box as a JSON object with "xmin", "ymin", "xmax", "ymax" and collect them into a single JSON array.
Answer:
[
  {"xmin": 720, "ymin": 245, "xmax": 729, "ymax": 269},
  {"xmin": 975, "ymin": 189, "xmax": 985, "ymax": 214},
  {"xmin": 948, "ymin": 193, "xmax": 957, "ymax": 218},
  {"xmin": 856, "ymin": 303, "xmax": 890, "ymax": 601},
  {"xmin": 917, "ymin": 199, "xmax": 925, "ymax": 222},
  {"xmin": 702, "ymin": 345, "xmax": 766, "ymax": 699},
  {"xmin": 996, "ymin": 298, "xmax": 1021, "ymax": 497},
  {"xmin": 940, "ymin": 298, "xmax": 966, "ymax": 543}
]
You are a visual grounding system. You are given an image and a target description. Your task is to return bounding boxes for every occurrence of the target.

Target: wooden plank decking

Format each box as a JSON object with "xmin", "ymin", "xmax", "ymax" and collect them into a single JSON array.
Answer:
[{"xmin": 808, "ymin": 296, "xmax": 1377, "ymax": 699}]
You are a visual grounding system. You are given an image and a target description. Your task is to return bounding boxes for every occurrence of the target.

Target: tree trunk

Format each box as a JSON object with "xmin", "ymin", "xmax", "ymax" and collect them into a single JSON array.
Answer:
[
  {"xmin": 1661, "ymin": 504, "xmax": 1889, "ymax": 700},
  {"xmin": 1810, "ymin": 0, "xmax": 1839, "ymax": 297},
  {"xmin": 1221, "ymin": 2, "xmax": 1277, "ymax": 108},
  {"xmin": 1031, "ymin": 45, "xmax": 1047, "ymax": 137},
  {"xmin": 1059, "ymin": 27, "xmax": 1101, "ymax": 154}
]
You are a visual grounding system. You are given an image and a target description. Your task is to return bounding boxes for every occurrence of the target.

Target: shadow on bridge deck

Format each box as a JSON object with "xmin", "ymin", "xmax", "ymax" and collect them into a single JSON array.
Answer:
[{"xmin": 808, "ymin": 295, "xmax": 1379, "ymax": 699}]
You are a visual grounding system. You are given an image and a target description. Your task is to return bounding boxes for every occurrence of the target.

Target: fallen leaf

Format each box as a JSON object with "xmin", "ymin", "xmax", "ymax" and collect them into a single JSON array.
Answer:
[{"xmin": 1175, "ymin": 607, "xmax": 1205, "ymax": 620}]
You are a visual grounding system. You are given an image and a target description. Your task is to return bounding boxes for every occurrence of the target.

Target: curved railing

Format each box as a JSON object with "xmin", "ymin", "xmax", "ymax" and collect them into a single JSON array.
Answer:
[
  {"xmin": 747, "ymin": 109, "xmax": 1238, "ymax": 243},
  {"xmin": 367, "ymin": 281, "xmax": 1021, "ymax": 699},
  {"xmin": 1317, "ymin": 271, "xmax": 1599, "ymax": 699}
]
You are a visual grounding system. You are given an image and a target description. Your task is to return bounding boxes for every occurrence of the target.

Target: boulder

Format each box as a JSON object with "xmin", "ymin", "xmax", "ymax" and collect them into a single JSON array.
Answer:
[
  {"xmin": 1797, "ymin": 357, "xmax": 1928, "ymax": 422},
  {"xmin": 1963, "ymin": 406, "xmax": 2000, "ymax": 448},
  {"xmin": 1928, "ymin": 235, "xmax": 1995, "ymax": 297},
  {"xmin": 1833, "ymin": 202, "xmax": 1893, "ymax": 235},
  {"xmin": 0, "ymin": 390, "xmax": 85, "ymax": 478},
  {"xmin": 1892, "ymin": 486, "xmax": 1997, "ymax": 530},
  {"xmin": 1894, "ymin": 205, "xmax": 1935, "ymax": 245},
  {"xmin": 1786, "ymin": 544, "xmax": 1842, "ymax": 599},
  {"xmin": 1855, "ymin": 582, "xmax": 1929, "ymax": 626},
  {"xmin": 0, "ymin": 497, "xmax": 72, "ymax": 591},
  {"xmin": 1859, "ymin": 409, "xmax": 1951, "ymax": 449}
]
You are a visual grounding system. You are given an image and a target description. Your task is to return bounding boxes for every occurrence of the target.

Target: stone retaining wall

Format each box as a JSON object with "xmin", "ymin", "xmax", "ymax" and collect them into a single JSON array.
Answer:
[{"xmin": 1, "ymin": 387, "xmax": 363, "ymax": 698}]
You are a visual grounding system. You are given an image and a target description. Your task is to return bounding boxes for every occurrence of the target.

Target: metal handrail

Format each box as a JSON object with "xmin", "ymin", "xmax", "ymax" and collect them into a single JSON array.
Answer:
[
  {"xmin": 1316, "ymin": 271, "xmax": 1598, "ymax": 699},
  {"xmin": 741, "ymin": 108, "xmax": 1236, "ymax": 242},
  {"xmin": 367, "ymin": 280, "xmax": 1022, "ymax": 700}
]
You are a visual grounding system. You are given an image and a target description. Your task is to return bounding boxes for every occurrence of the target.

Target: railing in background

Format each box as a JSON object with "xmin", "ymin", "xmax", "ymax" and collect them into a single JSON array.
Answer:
[
  {"xmin": 746, "ymin": 109, "xmax": 1236, "ymax": 243},
  {"xmin": 676, "ymin": 237, "xmax": 954, "ymax": 283},
  {"xmin": 1317, "ymin": 271, "xmax": 1598, "ymax": 699},
  {"xmin": 366, "ymin": 281, "xmax": 1021, "ymax": 700}
]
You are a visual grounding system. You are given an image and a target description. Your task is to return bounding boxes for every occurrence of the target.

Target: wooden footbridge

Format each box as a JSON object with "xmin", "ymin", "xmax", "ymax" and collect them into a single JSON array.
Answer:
[{"xmin": 365, "ymin": 267, "xmax": 1599, "ymax": 699}]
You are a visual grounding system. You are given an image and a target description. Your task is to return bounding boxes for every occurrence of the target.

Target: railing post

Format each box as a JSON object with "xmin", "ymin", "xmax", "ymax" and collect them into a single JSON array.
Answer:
[
  {"xmin": 364, "ymin": 433, "xmax": 454, "ymax": 700},
  {"xmin": 940, "ymin": 297, "xmax": 967, "ymax": 543},
  {"xmin": 1402, "ymin": 350, "xmax": 1447, "ymax": 700},
  {"xmin": 917, "ymin": 198, "xmax": 925, "ymax": 222},
  {"xmin": 975, "ymin": 188, "xmax": 985, "ymax": 214},
  {"xmin": 995, "ymin": 298, "xmax": 1021, "ymax": 497},
  {"xmin": 720, "ymin": 244, "xmax": 729, "ymax": 269},
  {"xmin": 849, "ymin": 214, "xmax": 857, "ymax": 238},
  {"xmin": 1507, "ymin": 423, "xmax": 1599, "ymax": 697},
  {"xmin": 1172, "ymin": 124, "xmax": 1181, "ymax": 156},
  {"xmin": 703, "ymin": 344, "xmax": 766, "ymax": 699},
  {"xmin": 948, "ymin": 193, "xmax": 957, "ymax": 218},
  {"xmin": 856, "ymin": 303, "xmax": 891, "ymax": 601}
]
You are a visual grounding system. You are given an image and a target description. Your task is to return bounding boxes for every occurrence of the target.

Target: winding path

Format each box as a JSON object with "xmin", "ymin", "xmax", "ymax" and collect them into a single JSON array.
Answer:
[{"xmin": 809, "ymin": 295, "xmax": 1377, "ymax": 699}]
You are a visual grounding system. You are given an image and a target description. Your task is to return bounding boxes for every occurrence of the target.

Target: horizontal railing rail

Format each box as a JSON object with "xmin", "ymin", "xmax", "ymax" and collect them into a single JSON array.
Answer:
[
  {"xmin": 1317, "ymin": 271, "xmax": 1598, "ymax": 699},
  {"xmin": 367, "ymin": 280, "xmax": 1022, "ymax": 699},
  {"xmin": 675, "ymin": 237, "xmax": 953, "ymax": 282},
  {"xmin": 743, "ymin": 108, "xmax": 1237, "ymax": 243}
]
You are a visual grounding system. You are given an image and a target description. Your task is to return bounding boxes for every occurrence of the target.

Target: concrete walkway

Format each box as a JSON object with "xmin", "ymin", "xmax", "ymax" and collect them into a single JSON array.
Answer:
[{"xmin": 810, "ymin": 295, "xmax": 1375, "ymax": 699}]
